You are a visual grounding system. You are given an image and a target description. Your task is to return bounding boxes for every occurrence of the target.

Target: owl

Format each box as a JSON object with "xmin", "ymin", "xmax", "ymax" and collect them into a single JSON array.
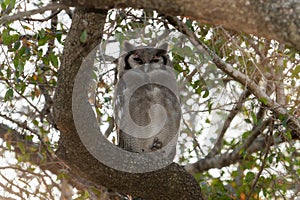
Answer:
[{"xmin": 114, "ymin": 41, "xmax": 181, "ymax": 160}]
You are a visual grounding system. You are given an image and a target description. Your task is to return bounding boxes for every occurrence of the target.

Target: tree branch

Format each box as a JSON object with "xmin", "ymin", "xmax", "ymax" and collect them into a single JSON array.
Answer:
[
  {"xmin": 0, "ymin": 123, "xmax": 115, "ymax": 197},
  {"xmin": 61, "ymin": 0, "xmax": 300, "ymax": 50},
  {"xmin": 185, "ymin": 118, "xmax": 268, "ymax": 174},
  {"xmin": 206, "ymin": 89, "xmax": 251, "ymax": 158},
  {"xmin": 0, "ymin": 123, "xmax": 61, "ymax": 174},
  {"xmin": 0, "ymin": 3, "xmax": 68, "ymax": 25}
]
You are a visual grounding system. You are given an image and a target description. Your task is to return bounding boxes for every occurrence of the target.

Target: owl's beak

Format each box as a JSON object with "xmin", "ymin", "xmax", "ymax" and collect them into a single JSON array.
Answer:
[{"xmin": 143, "ymin": 64, "xmax": 149, "ymax": 73}]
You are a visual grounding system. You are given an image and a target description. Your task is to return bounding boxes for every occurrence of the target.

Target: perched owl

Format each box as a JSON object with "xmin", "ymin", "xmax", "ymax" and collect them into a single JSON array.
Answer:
[{"xmin": 114, "ymin": 41, "xmax": 181, "ymax": 160}]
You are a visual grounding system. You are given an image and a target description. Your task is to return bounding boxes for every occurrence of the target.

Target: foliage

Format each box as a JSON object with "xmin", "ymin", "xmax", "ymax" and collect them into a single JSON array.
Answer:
[{"xmin": 0, "ymin": 1, "xmax": 299, "ymax": 199}]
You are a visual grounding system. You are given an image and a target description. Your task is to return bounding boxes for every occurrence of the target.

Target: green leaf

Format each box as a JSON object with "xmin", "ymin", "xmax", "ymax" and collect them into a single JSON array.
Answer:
[
  {"xmin": 245, "ymin": 172, "xmax": 255, "ymax": 183},
  {"xmin": 250, "ymin": 111, "xmax": 257, "ymax": 124},
  {"xmin": 6, "ymin": 68, "xmax": 11, "ymax": 79},
  {"xmin": 42, "ymin": 56, "xmax": 49, "ymax": 65},
  {"xmin": 242, "ymin": 130, "xmax": 252, "ymax": 139},
  {"xmin": 195, "ymin": 87, "xmax": 202, "ymax": 94},
  {"xmin": 38, "ymin": 28, "xmax": 46, "ymax": 38},
  {"xmin": 14, "ymin": 40, "xmax": 21, "ymax": 50},
  {"xmin": 6, "ymin": 140, "xmax": 12, "ymax": 151},
  {"xmin": 104, "ymin": 97, "xmax": 110, "ymax": 102},
  {"xmin": 258, "ymin": 97, "xmax": 268, "ymax": 105},
  {"xmin": 185, "ymin": 19, "xmax": 194, "ymax": 31},
  {"xmin": 2, "ymin": 29, "xmax": 12, "ymax": 45},
  {"xmin": 15, "ymin": 81, "xmax": 26, "ymax": 94},
  {"xmin": 244, "ymin": 118, "xmax": 252, "ymax": 124},
  {"xmin": 32, "ymin": 119, "xmax": 39, "ymax": 126},
  {"xmin": 25, "ymin": 135, "xmax": 33, "ymax": 141},
  {"xmin": 285, "ymin": 130, "xmax": 292, "ymax": 140},
  {"xmin": 80, "ymin": 30, "xmax": 88, "ymax": 43},
  {"xmin": 55, "ymin": 31, "xmax": 63, "ymax": 43},
  {"xmin": 10, "ymin": 34, "xmax": 19, "ymax": 44},
  {"xmin": 202, "ymin": 89, "xmax": 209, "ymax": 98},
  {"xmin": 115, "ymin": 32, "xmax": 125, "ymax": 45},
  {"xmin": 268, "ymin": 154, "xmax": 274, "ymax": 164},
  {"xmin": 208, "ymin": 101, "xmax": 213, "ymax": 114},
  {"xmin": 9, "ymin": 0, "xmax": 16, "ymax": 8},
  {"xmin": 173, "ymin": 63, "xmax": 184, "ymax": 73},
  {"xmin": 4, "ymin": 88, "xmax": 13, "ymax": 101},
  {"xmin": 17, "ymin": 60, "xmax": 25, "ymax": 75},
  {"xmin": 292, "ymin": 65, "xmax": 300, "ymax": 78},
  {"xmin": 38, "ymin": 36, "xmax": 49, "ymax": 46},
  {"xmin": 17, "ymin": 141, "xmax": 26, "ymax": 155},
  {"xmin": 49, "ymin": 53, "xmax": 59, "ymax": 67}
]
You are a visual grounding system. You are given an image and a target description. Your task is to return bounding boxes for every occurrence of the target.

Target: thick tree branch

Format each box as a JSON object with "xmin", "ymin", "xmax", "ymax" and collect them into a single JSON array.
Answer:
[
  {"xmin": 61, "ymin": 0, "xmax": 300, "ymax": 50},
  {"xmin": 2, "ymin": 1, "xmax": 299, "ymax": 50}
]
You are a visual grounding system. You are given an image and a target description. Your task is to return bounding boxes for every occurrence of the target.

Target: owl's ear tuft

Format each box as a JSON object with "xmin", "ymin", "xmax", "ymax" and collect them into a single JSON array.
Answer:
[
  {"xmin": 122, "ymin": 41, "xmax": 135, "ymax": 52},
  {"xmin": 156, "ymin": 43, "xmax": 168, "ymax": 55}
]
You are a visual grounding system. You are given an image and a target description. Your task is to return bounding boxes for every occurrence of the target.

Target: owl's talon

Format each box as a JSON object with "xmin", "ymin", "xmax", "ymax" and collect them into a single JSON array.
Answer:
[{"xmin": 151, "ymin": 137, "xmax": 162, "ymax": 150}]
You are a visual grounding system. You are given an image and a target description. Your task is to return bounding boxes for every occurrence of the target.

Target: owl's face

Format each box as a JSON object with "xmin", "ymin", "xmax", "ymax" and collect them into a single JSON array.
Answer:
[
  {"xmin": 125, "ymin": 48, "xmax": 167, "ymax": 70},
  {"xmin": 121, "ymin": 42, "xmax": 169, "ymax": 73}
]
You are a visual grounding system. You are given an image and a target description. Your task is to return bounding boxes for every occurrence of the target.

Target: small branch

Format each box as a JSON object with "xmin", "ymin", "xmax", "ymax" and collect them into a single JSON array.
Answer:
[
  {"xmin": 247, "ymin": 122, "xmax": 273, "ymax": 199},
  {"xmin": 179, "ymin": 68, "xmax": 198, "ymax": 90},
  {"xmin": 185, "ymin": 118, "xmax": 271, "ymax": 174},
  {"xmin": 206, "ymin": 89, "xmax": 251, "ymax": 158},
  {"xmin": 104, "ymin": 117, "xmax": 115, "ymax": 138},
  {"xmin": 0, "ymin": 113, "xmax": 54, "ymax": 161},
  {"xmin": 182, "ymin": 118, "xmax": 205, "ymax": 156},
  {"xmin": 0, "ymin": 3, "xmax": 68, "ymax": 25},
  {"xmin": 186, "ymin": 118, "xmax": 300, "ymax": 175},
  {"xmin": 23, "ymin": 9, "xmax": 62, "ymax": 22},
  {"xmin": 4, "ymin": 78, "xmax": 43, "ymax": 116}
]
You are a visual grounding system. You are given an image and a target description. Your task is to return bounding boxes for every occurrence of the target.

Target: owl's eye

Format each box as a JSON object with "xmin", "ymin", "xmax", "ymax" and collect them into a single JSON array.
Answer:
[
  {"xmin": 132, "ymin": 55, "xmax": 143, "ymax": 64},
  {"xmin": 150, "ymin": 59, "xmax": 160, "ymax": 63},
  {"xmin": 133, "ymin": 57, "xmax": 143, "ymax": 62},
  {"xmin": 150, "ymin": 56, "xmax": 160, "ymax": 63}
]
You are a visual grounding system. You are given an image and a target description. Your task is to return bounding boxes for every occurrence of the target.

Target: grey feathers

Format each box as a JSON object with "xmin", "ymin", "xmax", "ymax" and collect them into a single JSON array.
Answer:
[{"xmin": 114, "ymin": 41, "xmax": 181, "ymax": 160}]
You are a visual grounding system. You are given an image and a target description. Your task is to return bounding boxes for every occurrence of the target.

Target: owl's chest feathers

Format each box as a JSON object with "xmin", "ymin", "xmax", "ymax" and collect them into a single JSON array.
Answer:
[
  {"xmin": 118, "ymin": 84, "xmax": 169, "ymax": 151},
  {"xmin": 140, "ymin": 84, "xmax": 161, "ymax": 99}
]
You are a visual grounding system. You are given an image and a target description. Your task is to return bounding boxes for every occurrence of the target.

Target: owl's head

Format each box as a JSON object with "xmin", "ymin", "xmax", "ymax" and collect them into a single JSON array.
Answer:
[{"xmin": 121, "ymin": 41, "xmax": 169, "ymax": 72}]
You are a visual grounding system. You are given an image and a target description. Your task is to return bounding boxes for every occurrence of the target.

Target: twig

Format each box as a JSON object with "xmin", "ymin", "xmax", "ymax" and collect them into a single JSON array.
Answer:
[
  {"xmin": 247, "ymin": 121, "xmax": 273, "ymax": 199},
  {"xmin": 104, "ymin": 117, "xmax": 115, "ymax": 138},
  {"xmin": 0, "ymin": 3, "xmax": 68, "ymax": 25},
  {"xmin": 182, "ymin": 118, "xmax": 205, "ymax": 156},
  {"xmin": 206, "ymin": 89, "xmax": 251, "ymax": 158},
  {"xmin": 23, "ymin": 9, "xmax": 62, "ymax": 22}
]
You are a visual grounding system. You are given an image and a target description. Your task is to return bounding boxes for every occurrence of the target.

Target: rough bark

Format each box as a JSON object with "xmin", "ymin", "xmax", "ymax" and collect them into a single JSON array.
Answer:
[
  {"xmin": 53, "ymin": 8, "xmax": 203, "ymax": 199},
  {"xmin": 61, "ymin": 0, "xmax": 300, "ymax": 51}
]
